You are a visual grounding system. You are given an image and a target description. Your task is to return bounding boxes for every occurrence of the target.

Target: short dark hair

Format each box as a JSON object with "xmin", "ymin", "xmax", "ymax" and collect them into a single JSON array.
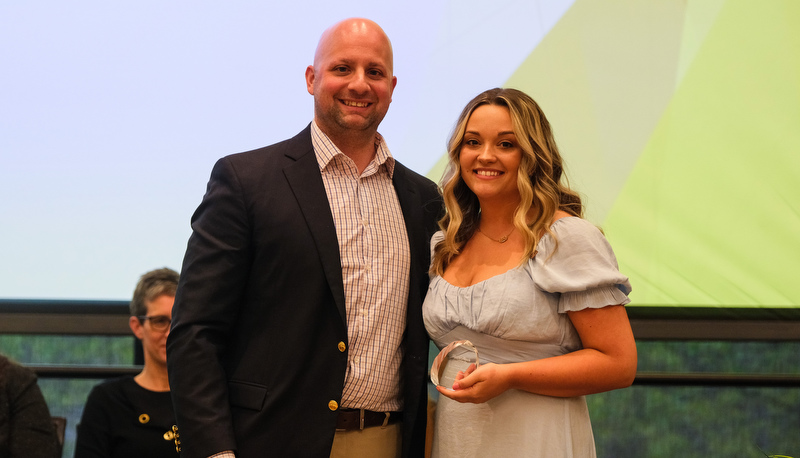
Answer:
[{"xmin": 130, "ymin": 268, "xmax": 179, "ymax": 316}]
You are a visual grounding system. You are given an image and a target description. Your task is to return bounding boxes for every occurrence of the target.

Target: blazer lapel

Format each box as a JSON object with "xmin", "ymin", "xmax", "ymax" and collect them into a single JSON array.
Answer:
[
  {"xmin": 282, "ymin": 134, "xmax": 347, "ymax": 324},
  {"xmin": 392, "ymin": 165, "xmax": 427, "ymax": 276}
]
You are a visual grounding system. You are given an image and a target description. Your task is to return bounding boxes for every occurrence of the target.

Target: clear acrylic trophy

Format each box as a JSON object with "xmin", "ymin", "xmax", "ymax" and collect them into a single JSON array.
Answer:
[{"xmin": 430, "ymin": 340, "xmax": 480, "ymax": 389}]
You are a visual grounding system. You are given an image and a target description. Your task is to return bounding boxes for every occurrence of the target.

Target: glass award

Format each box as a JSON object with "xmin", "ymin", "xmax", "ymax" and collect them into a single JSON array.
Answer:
[{"xmin": 430, "ymin": 340, "xmax": 480, "ymax": 389}]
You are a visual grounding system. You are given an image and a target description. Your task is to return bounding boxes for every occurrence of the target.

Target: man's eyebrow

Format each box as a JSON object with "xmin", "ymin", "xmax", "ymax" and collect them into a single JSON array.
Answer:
[{"xmin": 329, "ymin": 58, "xmax": 387, "ymax": 68}]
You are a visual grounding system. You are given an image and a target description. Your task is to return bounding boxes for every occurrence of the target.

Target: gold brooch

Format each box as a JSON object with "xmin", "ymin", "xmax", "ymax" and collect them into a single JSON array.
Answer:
[{"xmin": 172, "ymin": 425, "xmax": 181, "ymax": 453}]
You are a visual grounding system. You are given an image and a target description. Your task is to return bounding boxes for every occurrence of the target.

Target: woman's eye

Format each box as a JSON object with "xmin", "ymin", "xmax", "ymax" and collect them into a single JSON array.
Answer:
[{"xmin": 499, "ymin": 141, "xmax": 514, "ymax": 148}]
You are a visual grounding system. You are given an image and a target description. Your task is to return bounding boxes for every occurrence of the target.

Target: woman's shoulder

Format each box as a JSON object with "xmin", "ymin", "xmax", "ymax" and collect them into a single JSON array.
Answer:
[
  {"xmin": 88, "ymin": 376, "xmax": 137, "ymax": 400},
  {"xmin": 547, "ymin": 215, "xmax": 604, "ymax": 240},
  {"xmin": 429, "ymin": 230, "xmax": 446, "ymax": 265},
  {"xmin": 530, "ymin": 215, "xmax": 631, "ymax": 298},
  {"xmin": 537, "ymin": 215, "xmax": 614, "ymax": 262},
  {"xmin": 0, "ymin": 355, "xmax": 38, "ymax": 396},
  {"xmin": 551, "ymin": 213, "xmax": 594, "ymax": 230},
  {"xmin": 98, "ymin": 375, "xmax": 136, "ymax": 388}
]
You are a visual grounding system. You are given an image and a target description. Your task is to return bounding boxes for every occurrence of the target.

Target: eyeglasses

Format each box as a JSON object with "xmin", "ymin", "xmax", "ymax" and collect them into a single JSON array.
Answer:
[{"xmin": 137, "ymin": 315, "xmax": 171, "ymax": 332}]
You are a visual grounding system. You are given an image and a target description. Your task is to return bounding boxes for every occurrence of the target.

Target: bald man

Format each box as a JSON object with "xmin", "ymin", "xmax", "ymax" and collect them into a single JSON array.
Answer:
[{"xmin": 167, "ymin": 18, "xmax": 441, "ymax": 458}]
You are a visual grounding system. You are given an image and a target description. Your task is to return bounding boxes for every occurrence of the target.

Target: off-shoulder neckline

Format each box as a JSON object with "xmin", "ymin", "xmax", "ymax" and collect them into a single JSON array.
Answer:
[{"xmin": 435, "ymin": 217, "xmax": 582, "ymax": 289}]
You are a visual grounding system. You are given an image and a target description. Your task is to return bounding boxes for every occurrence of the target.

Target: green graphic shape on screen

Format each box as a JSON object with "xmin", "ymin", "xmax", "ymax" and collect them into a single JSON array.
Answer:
[{"xmin": 467, "ymin": 0, "xmax": 800, "ymax": 307}]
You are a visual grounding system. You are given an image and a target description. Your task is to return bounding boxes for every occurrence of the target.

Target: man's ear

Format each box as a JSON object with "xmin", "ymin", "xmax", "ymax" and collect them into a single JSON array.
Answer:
[{"xmin": 305, "ymin": 66, "xmax": 316, "ymax": 95}]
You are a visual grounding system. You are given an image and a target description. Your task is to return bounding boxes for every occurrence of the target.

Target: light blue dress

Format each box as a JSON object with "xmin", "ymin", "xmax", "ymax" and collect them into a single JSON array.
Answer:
[{"xmin": 423, "ymin": 217, "xmax": 632, "ymax": 458}]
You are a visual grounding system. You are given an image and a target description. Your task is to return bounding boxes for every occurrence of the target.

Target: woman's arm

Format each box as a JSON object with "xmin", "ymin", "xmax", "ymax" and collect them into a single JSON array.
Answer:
[{"xmin": 437, "ymin": 304, "xmax": 637, "ymax": 403}]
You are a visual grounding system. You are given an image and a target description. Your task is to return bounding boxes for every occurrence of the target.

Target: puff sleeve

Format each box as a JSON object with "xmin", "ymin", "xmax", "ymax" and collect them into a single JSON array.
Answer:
[{"xmin": 531, "ymin": 218, "xmax": 631, "ymax": 313}]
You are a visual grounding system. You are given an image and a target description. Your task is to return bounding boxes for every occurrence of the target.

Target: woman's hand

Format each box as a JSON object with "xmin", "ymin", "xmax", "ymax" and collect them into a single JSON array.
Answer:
[{"xmin": 436, "ymin": 363, "xmax": 511, "ymax": 404}]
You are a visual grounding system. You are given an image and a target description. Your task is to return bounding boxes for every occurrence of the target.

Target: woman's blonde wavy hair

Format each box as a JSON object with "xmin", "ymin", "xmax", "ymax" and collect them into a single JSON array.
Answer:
[{"xmin": 430, "ymin": 88, "xmax": 583, "ymax": 276}]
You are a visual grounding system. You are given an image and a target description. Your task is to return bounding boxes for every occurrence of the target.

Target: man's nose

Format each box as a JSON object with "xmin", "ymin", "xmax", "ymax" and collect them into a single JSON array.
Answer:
[{"xmin": 347, "ymin": 70, "xmax": 370, "ymax": 93}]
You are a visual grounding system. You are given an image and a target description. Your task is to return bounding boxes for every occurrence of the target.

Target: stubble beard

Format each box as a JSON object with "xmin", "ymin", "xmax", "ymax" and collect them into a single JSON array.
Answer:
[{"xmin": 315, "ymin": 100, "xmax": 385, "ymax": 138}]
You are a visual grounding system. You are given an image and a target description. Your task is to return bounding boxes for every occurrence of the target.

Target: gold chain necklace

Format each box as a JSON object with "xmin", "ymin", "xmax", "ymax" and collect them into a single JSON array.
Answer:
[{"xmin": 477, "ymin": 226, "xmax": 514, "ymax": 243}]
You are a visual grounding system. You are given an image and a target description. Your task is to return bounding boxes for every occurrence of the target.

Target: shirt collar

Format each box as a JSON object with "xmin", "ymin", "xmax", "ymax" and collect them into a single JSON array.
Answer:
[{"xmin": 310, "ymin": 121, "xmax": 395, "ymax": 177}]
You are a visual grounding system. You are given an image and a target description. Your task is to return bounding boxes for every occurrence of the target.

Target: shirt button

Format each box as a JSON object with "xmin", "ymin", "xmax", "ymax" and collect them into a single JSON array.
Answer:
[
  {"xmin": 328, "ymin": 400, "xmax": 339, "ymax": 411},
  {"xmin": 338, "ymin": 341, "xmax": 346, "ymax": 352}
]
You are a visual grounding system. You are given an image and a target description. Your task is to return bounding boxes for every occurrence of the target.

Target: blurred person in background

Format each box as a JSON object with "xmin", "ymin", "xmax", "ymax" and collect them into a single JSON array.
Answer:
[
  {"xmin": 75, "ymin": 267, "xmax": 179, "ymax": 458},
  {"xmin": 0, "ymin": 353, "xmax": 59, "ymax": 458}
]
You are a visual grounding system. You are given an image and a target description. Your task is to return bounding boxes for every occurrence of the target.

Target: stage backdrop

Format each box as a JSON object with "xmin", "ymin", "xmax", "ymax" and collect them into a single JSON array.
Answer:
[{"xmin": 2, "ymin": 0, "xmax": 798, "ymax": 308}]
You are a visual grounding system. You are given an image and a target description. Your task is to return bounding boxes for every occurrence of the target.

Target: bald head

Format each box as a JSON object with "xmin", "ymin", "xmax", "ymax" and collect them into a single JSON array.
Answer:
[{"xmin": 313, "ymin": 18, "xmax": 394, "ymax": 72}]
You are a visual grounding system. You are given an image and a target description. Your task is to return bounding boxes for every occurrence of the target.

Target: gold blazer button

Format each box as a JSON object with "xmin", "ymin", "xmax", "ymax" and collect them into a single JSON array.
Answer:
[{"xmin": 328, "ymin": 400, "xmax": 339, "ymax": 411}]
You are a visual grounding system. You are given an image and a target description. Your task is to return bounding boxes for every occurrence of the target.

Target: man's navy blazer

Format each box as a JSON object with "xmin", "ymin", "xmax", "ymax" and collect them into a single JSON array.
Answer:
[{"xmin": 167, "ymin": 125, "xmax": 442, "ymax": 458}]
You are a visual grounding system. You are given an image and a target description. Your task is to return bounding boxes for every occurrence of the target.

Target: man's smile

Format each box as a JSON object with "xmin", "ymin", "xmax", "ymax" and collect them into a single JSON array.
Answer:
[{"xmin": 341, "ymin": 100, "xmax": 370, "ymax": 108}]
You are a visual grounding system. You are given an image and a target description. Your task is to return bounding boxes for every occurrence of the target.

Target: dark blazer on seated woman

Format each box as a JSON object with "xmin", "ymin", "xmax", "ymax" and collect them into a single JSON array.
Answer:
[
  {"xmin": 74, "ymin": 375, "xmax": 178, "ymax": 458},
  {"xmin": 0, "ymin": 354, "xmax": 59, "ymax": 458}
]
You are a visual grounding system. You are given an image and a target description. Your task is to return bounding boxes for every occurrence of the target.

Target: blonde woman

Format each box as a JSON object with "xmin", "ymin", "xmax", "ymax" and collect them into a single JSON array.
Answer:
[{"xmin": 423, "ymin": 88, "xmax": 637, "ymax": 458}]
